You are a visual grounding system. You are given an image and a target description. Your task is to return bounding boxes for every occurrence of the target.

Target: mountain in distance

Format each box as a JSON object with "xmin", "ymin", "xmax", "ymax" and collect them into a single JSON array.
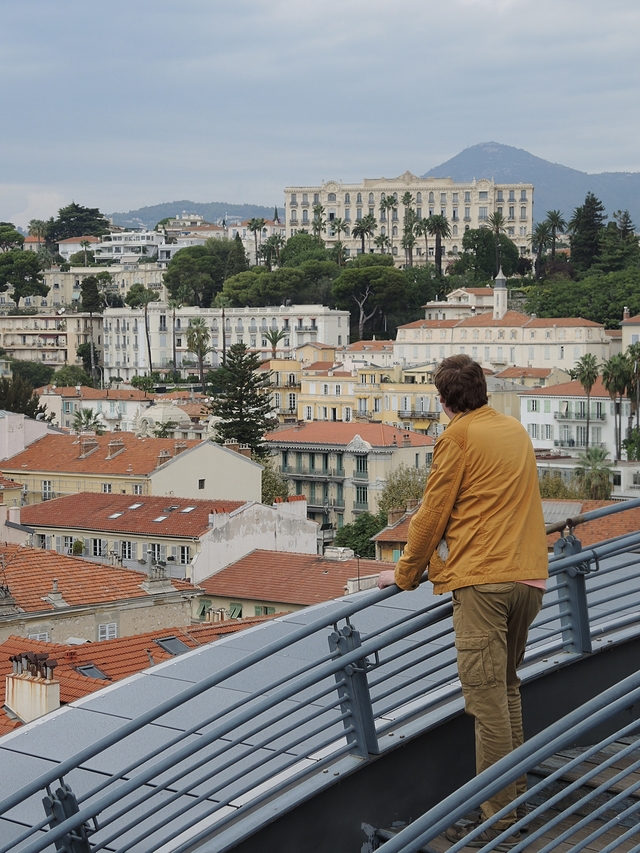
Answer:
[
  {"xmin": 109, "ymin": 200, "xmax": 276, "ymax": 230},
  {"xmin": 423, "ymin": 142, "xmax": 640, "ymax": 225}
]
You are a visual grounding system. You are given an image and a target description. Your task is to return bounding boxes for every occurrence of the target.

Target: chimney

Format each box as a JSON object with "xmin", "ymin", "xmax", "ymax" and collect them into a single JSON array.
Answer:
[
  {"xmin": 106, "ymin": 438, "xmax": 126, "ymax": 459},
  {"xmin": 624, "ymin": 306, "xmax": 630, "ymax": 321},
  {"xmin": 0, "ymin": 581, "xmax": 19, "ymax": 616},
  {"xmin": 6, "ymin": 653, "xmax": 60, "ymax": 722},
  {"xmin": 405, "ymin": 498, "xmax": 420, "ymax": 511},
  {"xmin": 387, "ymin": 508, "xmax": 405, "ymax": 526},
  {"xmin": 402, "ymin": 432, "xmax": 411, "ymax": 447},
  {"xmin": 79, "ymin": 435, "xmax": 99, "ymax": 458},
  {"xmin": 43, "ymin": 578, "xmax": 68, "ymax": 609},
  {"xmin": 173, "ymin": 441, "xmax": 188, "ymax": 455},
  {"xmin": 156, "ymin": 449, "xmax": 172, "ymax": 467}
]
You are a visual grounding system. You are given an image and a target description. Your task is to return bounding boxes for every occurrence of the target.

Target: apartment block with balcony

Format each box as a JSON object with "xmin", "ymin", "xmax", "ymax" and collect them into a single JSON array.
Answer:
[
  {"xmin": 284, "ymin": 174, "xmax": 534, "ymax": 265},
  {"xmin": 40, "ymin": 263, "xmax": 167, "ymax": 309},
  {"xmin": 101, "ymin": 304, "xmax": 349, "ymax": 382},
  {"xmin": 0, "ymin": 312, "xmax": 102, "ymax": 370},
  {"xmin": 265, "ymin": 422, "xmax": 433, "ymax": 527}
]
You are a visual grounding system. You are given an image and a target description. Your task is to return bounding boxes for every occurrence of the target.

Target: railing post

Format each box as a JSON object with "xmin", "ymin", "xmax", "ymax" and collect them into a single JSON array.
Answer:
[
  {"xmin": 554, "ymin": 533, "xmax": 593, "ymax": 654},
  {"xmin": 328, "ymin": 621, "xmax": 379, "ymax": 757},
  {"xmin": 42, "ymin": 782, "xmax": 94, "ymax": 853}
]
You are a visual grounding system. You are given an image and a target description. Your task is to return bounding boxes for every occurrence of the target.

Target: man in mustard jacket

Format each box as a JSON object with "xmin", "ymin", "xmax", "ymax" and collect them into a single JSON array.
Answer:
[{"xmin": 378, "ymin": 354, "xmax": 548, "ymax": 849}]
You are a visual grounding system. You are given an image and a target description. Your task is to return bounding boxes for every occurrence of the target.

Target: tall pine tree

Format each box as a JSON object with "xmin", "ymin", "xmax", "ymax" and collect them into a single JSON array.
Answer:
[
  {"xmin": 210, "ymin": 343, "xmax": 274, "ymax": 455},
  {"xmin": 569, "ymin": 192, "xmax": 607, "ymax": 271}
]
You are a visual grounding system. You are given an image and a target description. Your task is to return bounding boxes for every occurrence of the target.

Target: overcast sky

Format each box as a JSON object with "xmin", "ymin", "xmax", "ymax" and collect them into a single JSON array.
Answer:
[{"xmin": 2, "ymin": 0, "xmax": 639, "ymax": 227}]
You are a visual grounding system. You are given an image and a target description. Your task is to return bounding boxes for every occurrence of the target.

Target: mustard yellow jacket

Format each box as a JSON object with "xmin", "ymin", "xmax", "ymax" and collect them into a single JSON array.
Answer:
[{"xmin": 394, "ymin": 406, "xmax": 548, "ymax": 594}]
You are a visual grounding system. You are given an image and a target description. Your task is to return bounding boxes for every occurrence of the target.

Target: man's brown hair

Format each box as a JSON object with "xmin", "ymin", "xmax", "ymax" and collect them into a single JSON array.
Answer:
[{"xmin": 434, "ymin": 354, "xmax": 488, "ymax": 413}]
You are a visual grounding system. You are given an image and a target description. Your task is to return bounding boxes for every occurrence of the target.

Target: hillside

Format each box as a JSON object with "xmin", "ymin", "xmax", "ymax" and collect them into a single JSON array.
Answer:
[
  {"xmin": 424, "ymin": 143, "xmax": 640, "ymax": 225},
  {"xmin": 109, "ymin": 200, "xmax": 277, "ymax": 230}
]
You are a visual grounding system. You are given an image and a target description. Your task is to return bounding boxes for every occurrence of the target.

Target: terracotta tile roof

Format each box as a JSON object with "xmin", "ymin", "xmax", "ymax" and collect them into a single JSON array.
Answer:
[
  {"xmin": 523, "ymin": 378, "xmax": 610, "ymax": 398},
  {"xmin": 0, "ymin": 476, "xmax": 21, "ymax": 490},
  {"xmin": 176, "ymin": 402, "xmax": 208, "ymax": 419},
  {"xmin": 0, "ymin": 544, "xmax": 196, "ymax": 613},
  {"xmin": 199, "ymin": 550, "xmax": 381, "ymax": 606},
  {"xmin": 303, "ymin": 361, "xmax": 337, "ymax": 371},
  {"xmin": 2, "ymin": 432, "xmax": 202, "ymax": 476},
  {"xmin": 545, "ymin": 500, "xmax": 640, "ymax": 548},
  {"xmin": 398, "ymin": 319, "xmax": 459, "ymax": 329},
  {"xmin": 57, "ymin": 236, "xmax": 101, "ymax": 244},
  {"xmin": 458, "ymin": 310, "xmax": 530, "ymax": 327},
  {"xmin": 621, "ymin": 315, "xmax": 640, "ymax": 325},
  {"xmin": 605, "ymin": 329, "xmax": 622, "ymax": 338},
  {"xmin": 524, "ymin": 317, "xmax": 603, "ymax": 328},
  {"xmin": 346, "ymin": 341, "xmax": 394, "ymax": 351},
  {"xmin": 495, "ymin": 367, "xmax": 555, "ymax": 379},
  {"xmin": 155, "ymin": 390, "xmax": 207, "ymax": 400},
  {"xmin": 265, "ymin": 422, "xmax": 434, "ymax": 448},
  {"xmin": 456, "ymin": 287, "xmax": 494, "ymax": 295},
  {"xmin": 372, "ymin": 509, "xmax": 419, "ymax": 543},
  {"xmin": 21, "ymin": 493, "xmax": 245, "ymax": 538},
  {"xmin": 38, "ymin": 386, "xmax": 155, "ymax": 402},
  {"xmin": 296, "ymin": 342, "xmax": 336, "ymax": 350},
  {"xmin": 0, "ymin": 616, "xmax": 281, "ymax": 732}
]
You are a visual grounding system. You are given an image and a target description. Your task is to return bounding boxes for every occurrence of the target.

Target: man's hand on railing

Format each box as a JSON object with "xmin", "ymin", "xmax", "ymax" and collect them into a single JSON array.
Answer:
[{"xmin": 377, "ymin": 570, "xmax": 397, "ymax": 590}]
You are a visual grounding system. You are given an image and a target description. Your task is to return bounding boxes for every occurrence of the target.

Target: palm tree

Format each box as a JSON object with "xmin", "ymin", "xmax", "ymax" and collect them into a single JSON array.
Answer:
[
  {"xmin": 351, "ymin": 220, "xmax": 368, "ymax": 255},
  {"xmin": 545, "ymin": 210, "xmax": 567, "ymax": 259},
  {"xmin": 263, "ymin": 327, "xmax": 287, "ymax": 359},
  {"xmin": 28, "ymin": 219, "xmax": 47, "ymax": 247},
  {"xmin": 380, "ymin": 195, "xmax": 397, "ymax": 256},
  {"xmin": 401, "ymin": 211, "xmax": 417, "ymax": 267},
  {"xmin": 574, "ymin": 446, "xmax": 614, "ymax": 500},
  {"xmin": 570, "ymin": 353, "xmax": 599, "ymax": 450},
  {"xmin": 125, "ymin": 285, "xmax": 159, "ymax": 375},
  {"xmin": 414, "ymin": 217, "xmax": 430, "ymax": 266},
  {"xmin": 247, "ymin": 218, "xmax": 266, "ymax": 264},
  {"xmin": 80, "ymin": 240, "xmax": 91, "ymax": 266},
  {"xmin": 486, "ymin": 211, "xmax": 507, "ymax": 275},
  {"xmin": 361, "ymin": 212, "xmax": 377, "ymax": 252},
  {"xmin": 73, "ymin": 408, "xmax": 105, "ymax": 435},
  {"xmin": 167, "ymin": 296, "xmax": 183, "ymax": 376},
  {"xmin": 311, "ymin": 205, "xmax": 326, "ymax": 244},
  {"xmin": 332, "ymin": 217, "xmax": 348, "ymax": 265},
  {"xmin": 602, "ymin": 353, "xmax": 630, "ymax": 461},
  {"xmin": 374, "ymin": 234, "xmax": 390, "ymax": 254},
  {"xmin": 426, "ymin": 214, "xmax": 451, "ymax": 276},
  {"xmin": 185, "ymin": 317, "xmax": 212, "ymax": 391},
  {"xmin": 529, "ymin": 222, "xmax": 552, "ymax": 277},
  {"xmin": 627, "ymin": 342, "xmax": 640, "ymax": 432}
]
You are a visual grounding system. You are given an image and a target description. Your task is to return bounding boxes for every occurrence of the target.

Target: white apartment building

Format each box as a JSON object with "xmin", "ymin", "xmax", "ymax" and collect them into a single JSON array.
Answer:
[
  {"xmin": 284, "ymin": 173, "xmax": 534, "ymax": 264},
  {"xmin": 423, "ymin": 287, "xmax": 495, "ymax": 320},
  {"xmin": 102, "ymin": 303, "xmax": 350, "ymax": 381},
  {"xmin": 0, "ymin": 313, "xmax": 102, "ymax": 371},
  {"xmin": 92, "ymin": 231, "xmax": 165, "ymax": 263},
  {"xmin": 37, "ymin": 263, "xmax": 167, "ymax": 309}
]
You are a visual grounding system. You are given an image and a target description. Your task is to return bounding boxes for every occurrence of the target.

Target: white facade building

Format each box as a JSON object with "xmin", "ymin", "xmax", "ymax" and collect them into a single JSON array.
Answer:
[
  {"xmin": 102, "ymin": 303, "xmax": 351, "ymax": 381},
  {"xmin": 284, "ymin": 173, "xmax": 534, "ymax": 264}
]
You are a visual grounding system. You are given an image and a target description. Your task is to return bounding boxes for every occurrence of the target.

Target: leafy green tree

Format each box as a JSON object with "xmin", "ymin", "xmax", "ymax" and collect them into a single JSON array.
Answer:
[
  {"xmin": 377, "ymin": 464, "xmax": 428, "ymax": 518},
  {"xmin": 592, "ymin": 217, "xmax": 640, "ymax": 273},
  {"xmin": 451, "ymin": 228, "xmax": 519, "ymax": 281},
  {"xmin": 545, "ymin": 210, "xmax": 567, "ymax": 259},
  {"xmin": 333, "ymin": 512, "xmax": 385, "ymax": 559},
  {"xmin": 574, "ymin": 446, "xmax": 614, "ymax": 500},
  {"xmin": 125, "ymin": 283, "xmax": 159, "ymax": 372},
  {"xmin": 11, "ymin": 359, "xmax": 54, "ymax": 388},
  {"xmin": 248, "ymin": 218, "xmax": 266, "ymax": 263},
  {"xmin": 185, "ymin": 317, "xmax": 212, "ymax": 390},
  {"xmin": 311, "ymin": 205, "xmax": 326, "ymax": 245},
  {"xmin": 486, "ymin": 211, "xmax": 507, "ymax": 275},
  {"xmin": 76, "ymin": 342, "xmax": 100, "ymax": 376},
  {"xmin": 333, "ymin": 255, "xmax": 406, "ymax": 339},
  {"xmin": 374, "ymin": 234, "xmax": 390, "ymax": 254},
  {"xmin": 0, "ymin": 251, "xmax": 49, "ymax": 305},
  {"xmin": 153, "ymin": 420, "xmax": 179, "ymax": 438},
  {"xmin": 209, "ymin": 343, "xmax": 275, "ymax": 455},
  {"xmin": 68, "ymin": 250, "xmax": 95, "ymax": 266},
  {"xmin": 280, "ymin": 232, "xmax": 329, "ymax": 267},
  {"xmin": 80, "ymin": 275, "xmax": 101, "ymax": 384},
  {"xmin": 259, "ymin": 454, "xmax": 290, "ymax": 505},
  {"xmin": 0, "ymin": 376, "xmax": 48, "ymax": 418},
  {"xmin": 602, "ymin": 353, "xmax": 629, "ymax": 460},
  {"xmin": 538, "ymin": 471, "xmax": 582, "ymax": 499},
  {"xmin": 45, "ymin": 202, "xmax": 110, "ymax": 243},
  {"xmin": 568, "ymin": 192, "xmax": 607, "ymax": 272},
  {"xmin": 163, "ymin": 245, "xmax": 224, "ymax": 307},
  {"xmin": 570, "ymin": 353, "xmax": 599, "ymax": 449},
  {"xmin": 226, "ymin": 233, "xmax": 250, "ymax": 277},
  {"xmin": 73, "ymin": 408, "xmax": 105, "ymax": 435},
  {"xmin": 131, "ymin": 374, "xmax": 155, "ymax": 392},
  {"xmin": 426, "ymin": 215, "xmax": 451, "ymax": 277},
  {"xmin": 0, "ymin": 223, "xmax": 25, "ymax": 252},
  {"xmin": 51, "ymin": 365, "xmax": 93, "ymax": 387},
  {"xmin": 260, "ymin": 234, "xmax": 285, "ymax": 270}
]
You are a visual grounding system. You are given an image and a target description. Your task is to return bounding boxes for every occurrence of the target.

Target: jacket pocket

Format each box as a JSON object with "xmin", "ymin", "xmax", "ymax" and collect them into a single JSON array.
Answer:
[{"xmin": 455, "ymin": 634, "xmax": 495, "ymax": 688}]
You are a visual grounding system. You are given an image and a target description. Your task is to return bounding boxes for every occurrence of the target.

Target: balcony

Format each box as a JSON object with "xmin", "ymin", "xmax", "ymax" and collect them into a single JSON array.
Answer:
[
  {"xmin": 353, "ymin": 500, "xmax": 369, "ymax": 511},
  {"xmin": 353, "ymin": 469, "xmax": 368, "ymax": 480},
  {"xmin": 554, "ymin": 411, "xmax": 606, "ymax": 421},
  {"xmin": 397, "ymin": 409, "xmax": 439, "ymax": 419},
  {"xmin": 553, "ymin": 439, "xmax": 606, "ymax": 449},
  {"xmin": 282, "ymin": 465, "xmax": 344, "ymax": 479}
]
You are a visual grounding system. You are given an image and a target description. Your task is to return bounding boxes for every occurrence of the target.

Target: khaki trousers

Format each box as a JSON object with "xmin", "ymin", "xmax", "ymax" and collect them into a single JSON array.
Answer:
[{"xmin": 452, "ymin": 582, "xmax": 544, "ymax": 830}]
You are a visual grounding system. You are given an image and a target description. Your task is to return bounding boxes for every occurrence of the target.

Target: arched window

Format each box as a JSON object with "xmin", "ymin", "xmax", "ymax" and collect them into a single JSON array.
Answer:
[
  {"xmin": 416, "ymin": 192, "xmax": 422, "ymax": 203},
  {"xmin": 356, "ymin": 192, "xmax": 362, "ymax": 204},
  {"xmin": 452, "ymin": 225, "xmax": 458, "ymax": 236},
  {"xmin": 428, "ymin": 192, "xmax": 434, "ymax": 203},
  {"xmin": 368, "ymin": 192, "xmax": 374, "ymax": 204},
  {"xmin": 392, "ymin": 246, "xmax": 398, "ymax": 255},
  {"xmin": 344, "ymin": 193, "xmax": 350, "ymax": 204},
  {"xmin": 344, "ymin": 226, "xmax": 350, "ymax": 236},
  {"xmin": 381, "ymin": 226, "xmax": 386, "ymax": 236},
  {"xmin": 380, "ymin": 192, "xmax": 386, "ymax": 201},
  {"xmin": 393, "ymin": 192, "xmax": 398, "ymax": 201},
  {"xmin": 392, "ymin": 226, "xmax": 398, "ymax": 236},
  {"xmin": 452, "ymin": 245, "xmax": 458, "ymax": 255},
  {"xmin": 328, "ymin": 193, "xmax": 336, "ymax": 202}
]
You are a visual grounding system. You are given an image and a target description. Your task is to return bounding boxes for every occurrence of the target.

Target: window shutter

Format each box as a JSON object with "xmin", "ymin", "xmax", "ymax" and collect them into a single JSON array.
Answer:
[
  {"xmin": 171, "ymin": 546, "xmax": 178, "ymax": 563},
  {"xmin": 84, "ymin": 538, "xmax": 90, "ymax": 556},
  {"xmin": 112, "ymin": 541, "xmax": 120, "ymax": 560},
  {"xmin": 132, "ymin": 542, "xmax": 137, "ymax": 560},
  {"xmin": 160, "ymin": 544, "xmax": 167, "ymax": 563},
  {"xmin": 45, "ymin": 536, "xmax": 52, "ymax": 551},
  {"xmin": 101, "ymin": 539, "xmax": 108, "ymax": 557},
  {"xmin": 55, "ymin": 536, "xmax": 62, "ymax": 554}
]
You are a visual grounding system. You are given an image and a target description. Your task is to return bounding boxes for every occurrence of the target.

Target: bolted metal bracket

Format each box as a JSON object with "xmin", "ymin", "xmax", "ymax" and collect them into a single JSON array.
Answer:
[
  {"xmin": 329, "ymin": 620, "xmax": 380, "ymax": 757},
  {"xmin": 42, "ymin": 781, "xmax": 95, "ymax": 853}
]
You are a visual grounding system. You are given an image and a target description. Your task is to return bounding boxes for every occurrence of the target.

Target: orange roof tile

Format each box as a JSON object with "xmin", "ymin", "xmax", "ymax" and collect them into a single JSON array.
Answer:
[
  {"xmin": 458, "ymin": 310, "xmax": 530, "ymax": 327},
  {"xmin": 524, "ymin": 317, "xmax": 603, "ymax": 328},
  {"xmin": 265, "ymin": 422, "xmax": 434, "ymax": 448},
  {"xmin": 21, "ymin": 493, "xmax": 245, "ymax": 538},
  {"xmin": 495, "ymin": 367, "xmax": 555, "ymax": 379},
  {"xmin": 345, "ymin": 341, "xmax": 394, "ymax": 351},
  {"xmin": 0, "ymin": 544, "xmax": 196, "ymax": 613},
  {"xmin": 2, "ymin": 432, "xmax": 202, "ymax": 476},
  {"xmin": 38, "ymin": 386, "xmax": 155, "ymax": 402},
  {"xmin": 372, "ymin": 508, "xmax": 419, "ymax": 543},
  {"xmin": 523, "ymin": 378, "xmax": 610, "ymax": 398},
  {"xmin": 545, "ymin": 500, "xmax": 640, "ymax": 548},
  {"xmin": 0, "ymin": 476, "xmax": 21, "ymax": 490},
  {"xmin": 398, "ymin": 319, "xmax": 459, "ymax": 329},
  {"xmin": 199, "ymin": 550, "xmax": 381, "ymax": 606},
  {"xmin": 0, "ymin": 616, "xmax": 281, "ymax": 731},
  {"xmin": 295, "ymin": 342, "xmax": 336, "ymax": 350},
  {"xmin": 621, "ymin": 315, "xmax": 640, "ymax": 325},
  {"xmin": 303, "ymin": 361, "xmax": 338, "ymax": 371}
]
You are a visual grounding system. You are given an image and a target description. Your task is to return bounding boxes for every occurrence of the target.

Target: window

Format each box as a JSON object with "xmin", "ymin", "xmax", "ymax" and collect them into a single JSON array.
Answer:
[
  {"xmin": 155, "ymin": 636, "xmax": 190, "ymax": 655},
  {"xmin": 255, "ymin": 605, "xmax": 276, "ymax": 616},
  {"xmin": 77, "ymin": 663, "xmax": 109, "ymax": 679},
  {"xmin": 355, "ymin": 455, "xmax": 368, "ymax": 475},
  {"xmin": 527, "ymin": 399, "xmax": 539, "ymax": 412},
  {"xmin": 29, "ymin": 632, "xmax": 50, "ymax": 642},
  {"xmin": 92, "ymin": 538, "xmax": 107, "ymax": 557},
  {"xmin": 121, "ymin": 541, "xmax": 133, "ymax": 560},
  {"xmin": 98, "ymin": 622, "xmax": 117, "ymax": 641},
  {"xmin": 102, "ymin": 483, "xmax": 112, "ymax": 493},
  {"xmin": 344, "ymin": 193, "xmax": 350, "ymax": 204},
  {"xmin": 528, "ymin": 424, "xmax": 539, "ymax": 439},
  {"xmin": 133, "ymin": 484, "xmax": 143, "ymax": 495},
  {"xmin": 198, "ymin": 478, "xmax": 205, "ymax": 489},
  {"xmin": 304, "ymin": 405, "xmax": 312, "ymax": 420},
  {"xmin": 479, "ymin": 207, "xmax": 488, "ymax": 220},
  {"xmin": 521, "ymin": 207, "xmax": 527, "ymax": 220},
  {"xmin": 509, "ymin": 190, "xmax": 515, "ymax": 202},
  {"xmin": 179, "ymin": 545, "xmax": 191, "ymax": 565},
  {"xmin": 544, "ymin": 424, "xmax": 553, "ymax": 441},
  {"xmin": 42, "ymin": 480, "xmax": 53, "ymax": 501},
  {"xmin": 479, "ymin": 191, "xmax": 488, "ymax": 200},
  {"xmin": 63, "ymin": 401, "xmax": 73, "ymax": 414}
]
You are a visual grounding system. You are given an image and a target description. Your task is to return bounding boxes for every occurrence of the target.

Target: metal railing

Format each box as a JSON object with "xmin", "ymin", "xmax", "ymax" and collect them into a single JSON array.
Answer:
[{"xmin": 4, "ymin": 498, "xmax": 640, "ymax": 853}]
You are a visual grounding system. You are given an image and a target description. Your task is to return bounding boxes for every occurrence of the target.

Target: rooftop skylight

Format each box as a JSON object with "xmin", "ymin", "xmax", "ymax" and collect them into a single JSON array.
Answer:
[
  {"xmin": 180, "ymin": 507, "xmax": 196, "ymax": 513},
  {"xmin": 129, "ymin": 503, "xmax": 143, "ymax": 510},
  {"xmin": 152, "ymin": 516, "xmax": 168, "ymax": 522}
]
